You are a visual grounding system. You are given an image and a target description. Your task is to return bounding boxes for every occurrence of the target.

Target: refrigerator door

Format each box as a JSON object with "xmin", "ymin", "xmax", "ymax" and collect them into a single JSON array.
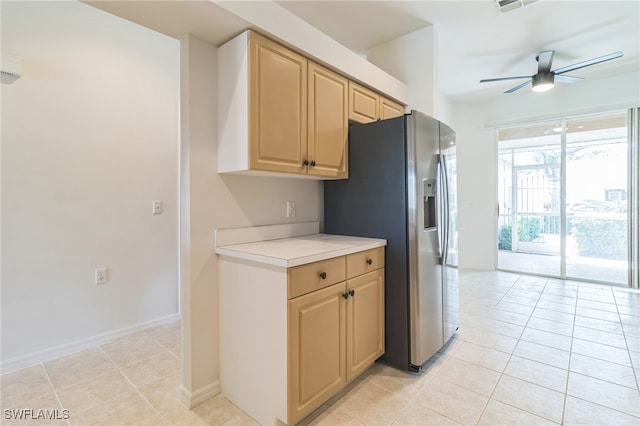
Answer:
[
  {"xmin": 408, "ymin": 112, "xmax": 444, "ymax": 367},
  {"xmin": 440, "ymin": 122, "xmax": 459, "ymax": 342}
]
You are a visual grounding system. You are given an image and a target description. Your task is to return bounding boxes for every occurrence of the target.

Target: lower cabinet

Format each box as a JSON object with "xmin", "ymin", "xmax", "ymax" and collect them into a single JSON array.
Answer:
[
  {"xmin": 288, "ymin": 257, "xmax": 384, "ymax": 424},
  {"xmin": 288, "ymin": 282, "xmax": 346, "ymax": 422},
  {"xmin": 219, "ymin": 247, "xmax": 384, "ymax": 425},
  {"xmin": 346, "ymin": 270, "xmax": 385, "ymax": 381}
]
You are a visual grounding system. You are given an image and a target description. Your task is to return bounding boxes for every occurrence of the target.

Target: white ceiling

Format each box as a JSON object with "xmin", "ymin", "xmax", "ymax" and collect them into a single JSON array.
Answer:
[
  {"xmin": 86, "ymin": 0, "xmax": 639, "ymax": 104},
  {"xmin": 277, "ymin": 0, "xmax": 640, "ymax": 102}
]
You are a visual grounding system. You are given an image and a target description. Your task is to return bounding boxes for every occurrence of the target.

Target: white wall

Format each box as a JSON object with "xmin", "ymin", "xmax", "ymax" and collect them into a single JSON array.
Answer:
[
  {"xmin": 454, "ymin": 69, "xmax": 640, "ymax": 270},
  {"xmin": 179, "ymin": 35, "xmax": 322, "ymax": 403},
  {"xmin": 367, "ymin": 26, "xmax": 438, "ymax": 116},
  {"xmin": 1, "ymin": 1, "xmax": 180, "ymax": 365}
]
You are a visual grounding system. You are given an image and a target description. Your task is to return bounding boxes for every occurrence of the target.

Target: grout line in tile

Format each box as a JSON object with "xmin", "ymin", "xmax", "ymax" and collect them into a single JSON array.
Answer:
[
  {"xmin": 40, "ymin": 362, "xmax": 71, "ymax": 426},
  {"xmin": 614, "ymin": 291, "xmax": 640, "ymax": 392},
  {"xmin": 475, "ymin": 274, "xmax": 530, "ymax": 424},
  {"xmin": 567, "ymin": 395, "xmax": 640, "ymax": 421},
  {"xmin": 97, "ymin": 345, "xmax": 166, "ymax": 423},
  {"xmin": 561, "ymin": 278, "xmax": 579, "ymax": 425}
]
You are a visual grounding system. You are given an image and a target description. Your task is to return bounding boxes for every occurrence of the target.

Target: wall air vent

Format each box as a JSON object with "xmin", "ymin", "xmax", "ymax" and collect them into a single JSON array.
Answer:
[{"xmin": 495, "ymin": 0, "xmax": 538, "ymax": 14}]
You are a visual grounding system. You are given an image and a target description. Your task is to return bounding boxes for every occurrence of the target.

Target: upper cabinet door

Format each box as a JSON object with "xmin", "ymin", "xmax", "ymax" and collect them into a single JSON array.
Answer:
[
  {"xmin": 308, "ymin": 62, "xmax": 348, "ymax": 179},
  {"xmin": 348, "ymin": 81, "xmax": 379, "ymax": 124},
  {"xmin": 379, "ymin": 97, "xmax": 405, "ymax": 120},
  {"xmin": 249, "ymin": 33, "xmax": 308, "ymax": 174}
]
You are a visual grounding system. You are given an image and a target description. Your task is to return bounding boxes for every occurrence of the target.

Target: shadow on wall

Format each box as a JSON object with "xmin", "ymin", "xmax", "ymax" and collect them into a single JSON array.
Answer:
[{"xmin": 218, "ymin": 174, "xmax": 323, "ymax": 226}]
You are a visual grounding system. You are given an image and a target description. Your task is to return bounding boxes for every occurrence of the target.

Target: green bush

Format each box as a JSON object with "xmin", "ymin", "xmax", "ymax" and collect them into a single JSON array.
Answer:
[
  {"xmin": 518, "ymin": 217, "xmax": 542, "ymax": 242},
  {"xmin": 498, "ymin": 224, "xmax": 512, "ymax": 250},
  {"xmin": 571, "ymin": 216, "xmax": 626, "ymax": 260}
]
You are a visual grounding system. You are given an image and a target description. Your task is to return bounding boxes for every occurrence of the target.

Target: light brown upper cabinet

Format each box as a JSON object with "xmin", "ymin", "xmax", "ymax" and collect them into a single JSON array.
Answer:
[
  {"xmin": 379, "ymin": 97, "xmax": 405, "ymax": 120},
  {"xmin": 348, "ymin": 81, "xmax": 379, "ymax": 123},
  {"xmin": 218, "ymin": 31, "xmax": 348, "ymax": 179},
  {"xmin": 308, "ymin": 62, "xmax": 348, "ymax": 179},
  {"xmin": 249, "ymin": 32, "xmax": 308, "ymax": 175},
  {"xmin": 348, "ymin": 81, "xmax": 405, "ymax": 124}
]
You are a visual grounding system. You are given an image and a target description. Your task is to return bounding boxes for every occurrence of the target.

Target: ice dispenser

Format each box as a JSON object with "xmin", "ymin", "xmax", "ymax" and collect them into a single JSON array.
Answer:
[{"xmin": 423, "ymin": 178, "xmax": 436, "ymax": 230}]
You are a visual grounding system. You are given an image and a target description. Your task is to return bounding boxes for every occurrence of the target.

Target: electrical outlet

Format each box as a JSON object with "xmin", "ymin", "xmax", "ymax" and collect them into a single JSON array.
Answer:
[
  {"xmin": 152, "ymin": 200, "xmax": 163, "ymax": 215},
  {"xmin": 286, "ymin": 201, "xmax": 296, "ymax": 218},
  {"xmin": 95, "ymin": 268, "xmax": 107, "ymax": 285}
]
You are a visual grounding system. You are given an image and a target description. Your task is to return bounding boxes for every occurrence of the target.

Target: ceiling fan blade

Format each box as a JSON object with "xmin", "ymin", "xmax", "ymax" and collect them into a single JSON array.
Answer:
[
  {"xmin": 504, "ymin": 79, "xmax": 532, "ymax": 93},
  {"xmin": 555, "ymin": 75, "xmax": 584, "ymax": 83},
  {"xmin": 537, "ymin": 50, "xmax": 555, "ymax": 73},
  {"xmin": 480, "ymin": 76, "xmax": 531, "ymax": 83},
  {"xmin": 554, "ymin": 51, "xmax": 623, "ymax": 75}
]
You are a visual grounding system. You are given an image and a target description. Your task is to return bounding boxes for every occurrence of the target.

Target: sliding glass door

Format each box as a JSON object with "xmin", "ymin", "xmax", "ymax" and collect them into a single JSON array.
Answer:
[
  {"xmin": 497, "ymin": 111, "xmax": 630, "ymax": 286},
  {"xmin": 497, "ymin": 121, "xmax": 562, "ymax": 277},
  {"xmin": 564, "ymin": 114, "xmax": 629, "ymax": 284}
]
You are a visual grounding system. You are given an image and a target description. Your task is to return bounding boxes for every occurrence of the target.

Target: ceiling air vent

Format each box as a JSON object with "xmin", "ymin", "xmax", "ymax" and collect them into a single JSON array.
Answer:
[
  {"xmin": 495, "ymin": 0, "xmax": 538, "ymax": 14},
  {"xmin": 1, "ymin": 53, "xmax": 22, "ymax": 84}
]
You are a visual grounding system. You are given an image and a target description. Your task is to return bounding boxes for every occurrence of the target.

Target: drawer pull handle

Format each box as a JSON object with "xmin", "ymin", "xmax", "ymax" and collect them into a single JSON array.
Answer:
[
  {"xmin": 319, "ymin": 272, "xmax": 327, "ymax": 279},
  {"xmin": 349, "ymin": 289, "xmax": 355, "ymax": 297},
  {"xmin": 310, "ymin": 160, "xmax": 316, "ymax": 167},
  {"xmin": 303, "ymin": 159, "xmax": 309, "ymax": 166},
  {"xmin": 366, "ymin": 258, "xmax": 373, "ymax": 265},
  {"xmin": 342, "ymin": 292, "xmax": 349, "ymax": 299}
]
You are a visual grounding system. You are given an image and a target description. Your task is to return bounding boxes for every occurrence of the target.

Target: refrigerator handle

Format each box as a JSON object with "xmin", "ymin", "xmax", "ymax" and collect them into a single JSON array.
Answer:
[
  {"xmin": 441, "ymin": 154, "xmax": 451, "ymax": 266},
  {"xmin": 436, "ymin": 156, "xmax": 446, "ymax": 264}
]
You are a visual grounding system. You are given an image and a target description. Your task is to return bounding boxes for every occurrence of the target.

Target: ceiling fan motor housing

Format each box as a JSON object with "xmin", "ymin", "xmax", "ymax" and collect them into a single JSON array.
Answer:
[{"xmin": 533, "ymin": 72, "xmax": 554, "ymax": 86}]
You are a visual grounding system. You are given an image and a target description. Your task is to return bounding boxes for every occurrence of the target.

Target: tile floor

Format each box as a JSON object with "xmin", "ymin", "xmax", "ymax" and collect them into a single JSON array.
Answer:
[{"xmin": 2, "ymin": 271, "xmax": 639, "ymax": 425}]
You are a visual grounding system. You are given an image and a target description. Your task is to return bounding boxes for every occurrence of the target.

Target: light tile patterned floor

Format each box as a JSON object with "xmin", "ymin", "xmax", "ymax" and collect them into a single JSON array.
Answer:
[{"xmin": 2, "ymin": 271, "xmax": 639, "ymax": 425}]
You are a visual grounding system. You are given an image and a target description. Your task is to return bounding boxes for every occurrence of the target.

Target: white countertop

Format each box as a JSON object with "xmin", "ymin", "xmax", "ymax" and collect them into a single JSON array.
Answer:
[{"xmin": 215, "ymin": 233, "xmax": 387, "ymax": 267}]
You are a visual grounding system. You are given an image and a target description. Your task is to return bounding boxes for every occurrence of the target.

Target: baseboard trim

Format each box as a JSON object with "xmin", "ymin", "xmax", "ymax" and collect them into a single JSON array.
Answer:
[
  {"xmin": 177, "ymin": 381, "xmax": 221, "ymax": 409},
  {"xmin": 1, "ymin": 313, "xmax": 180, "ymax": 374}
]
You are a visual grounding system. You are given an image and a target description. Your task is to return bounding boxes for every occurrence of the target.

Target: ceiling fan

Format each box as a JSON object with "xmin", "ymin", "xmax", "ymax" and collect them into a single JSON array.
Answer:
[{"xmin": 480, "ymin": 50, "xmax": 623, "ymax": 93}]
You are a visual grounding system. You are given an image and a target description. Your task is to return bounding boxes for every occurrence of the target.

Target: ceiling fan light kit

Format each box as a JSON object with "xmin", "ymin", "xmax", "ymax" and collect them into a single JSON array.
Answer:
[
  {"xmin": 480, "ymin": 50, "xmax": 623, "ymax": 94},
  {"xmin": 532, "ymin": 73, "xmax": 554, "ymax": 92}
]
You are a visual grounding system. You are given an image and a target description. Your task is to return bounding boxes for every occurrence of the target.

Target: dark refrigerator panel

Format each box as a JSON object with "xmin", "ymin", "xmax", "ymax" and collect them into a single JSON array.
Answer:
[{"xmin": 324, "ymin": 116, "xmax": 410, "ymax": 369}]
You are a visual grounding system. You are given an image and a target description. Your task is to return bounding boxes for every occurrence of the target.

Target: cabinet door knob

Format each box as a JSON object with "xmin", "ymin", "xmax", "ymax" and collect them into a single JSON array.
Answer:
[
  {"xmin": 303, "ymin": 160, "xmax": 309, "ymax": 166},
  {"xmin": 319, "ymin": 272, "xmax": 327, "ymax": 279},
  {"xmin": 342, "ymin": 292, "xmax": 349, "ymax": 299},
  {"xmin": 366, "ymin": 258, "xmax": 373, "ymax": 265},
  {"xmin": 349, "ymin": 289, "xmax": 355, "ymax": 297},
  {"xmin": 310, "ymin": 160, "xmax": 316, "ymax": 167}
]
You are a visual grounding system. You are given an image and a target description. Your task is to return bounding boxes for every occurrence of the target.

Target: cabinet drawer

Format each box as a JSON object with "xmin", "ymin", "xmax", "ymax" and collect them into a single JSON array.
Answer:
[
  {"xmin": 346, "ymin": 247, "xmax": 385, "ymax": 279},
  {"xmin": 288, "ymin": 256, "xmax": 346, "ymax": 299}
]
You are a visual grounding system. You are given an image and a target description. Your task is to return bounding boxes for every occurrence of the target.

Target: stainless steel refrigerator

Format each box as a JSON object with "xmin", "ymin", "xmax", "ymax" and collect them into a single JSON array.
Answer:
[{"xmin": 324, "ymin": 110, "xmax": 458, "ymax": 371}]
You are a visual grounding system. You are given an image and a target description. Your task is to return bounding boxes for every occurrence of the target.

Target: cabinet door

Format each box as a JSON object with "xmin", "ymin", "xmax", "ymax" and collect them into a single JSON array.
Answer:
[
  {"xmin": 346, "ymin": 269, "xmax": 384, "ymax": 381},
  {"xmin": 288, "ymin": 282, "xmax": 346, "ymax": 423},
  {"xmin": 308, "ymin": 62, "xmax": 348, "ymax": 179},
  {"xmin": 249, "ymin": 32, "xmax": 307, "ymax": 174},
  {"xmin": 348, "ymin": 81, "xmax": 379, "ymax": 123},
  {"xmin": 379, "ymin": 97, "xmax": 405, "ymax": 120}
]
